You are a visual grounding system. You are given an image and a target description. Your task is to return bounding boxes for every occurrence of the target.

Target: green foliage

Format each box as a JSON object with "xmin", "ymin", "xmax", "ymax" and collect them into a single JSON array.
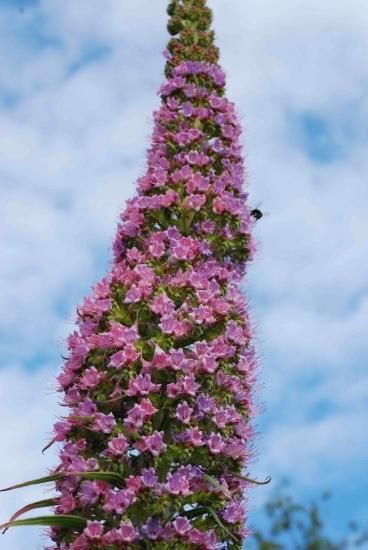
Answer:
[
  {"xmin": 0, "ymin": 515, "xmax": 87, "ymax": 532},
  {"xmin": 250, "ymin": 486, "xmax": 368, "ymax": 550}
]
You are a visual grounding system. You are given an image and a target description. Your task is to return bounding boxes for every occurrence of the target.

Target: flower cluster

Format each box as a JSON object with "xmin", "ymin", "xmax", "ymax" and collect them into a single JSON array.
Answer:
[{"xmin": 43, "ymin": 1, "xmax": 259, "ymax": 548}]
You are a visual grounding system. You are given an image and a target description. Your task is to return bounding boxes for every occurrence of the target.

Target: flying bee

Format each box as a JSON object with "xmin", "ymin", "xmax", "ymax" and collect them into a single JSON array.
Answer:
[
  {"xmin": 250, "ymin": 208, "xmax": 263, "ymax": 221},
  {"xmin": 250, "ymin": 202, "xmax": 264, "ymax": 221}
]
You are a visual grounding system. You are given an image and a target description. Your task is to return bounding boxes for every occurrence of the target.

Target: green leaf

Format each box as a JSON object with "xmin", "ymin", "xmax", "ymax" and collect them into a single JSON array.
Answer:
[
  {"xmin": 204, "ymin": 474, "xmax": 224, "ymax": 492},
  {"xmin": 1, "ymin": 471, "xmax": 124, "ymax": 493},
  {"xmin": 2, "ymin": 498, "xmax": 59, "ymax": 533},
  {"xmin": 0, "ymin": 515, "xmax": 87, "ymax": 532},
  {"xmin": 74, "ymin": 471, "xmax": 124, "ymax": 485},
  {"xmin": 230, "ymin": 472, "xmax": 272, "ymax": 486},
  {"xmin": 1, "ymin": 474, "xmax": 64, "ymax": 492},
  {"xmin": 180, "ymin": 506, "xmax": 208, "ymax": 520}
]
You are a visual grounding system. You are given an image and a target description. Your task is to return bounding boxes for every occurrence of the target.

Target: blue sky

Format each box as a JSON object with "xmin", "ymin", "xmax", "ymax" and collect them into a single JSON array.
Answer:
[{"xmin": 0, "ymin": 0, "xmax": 368, "ymax": 548}]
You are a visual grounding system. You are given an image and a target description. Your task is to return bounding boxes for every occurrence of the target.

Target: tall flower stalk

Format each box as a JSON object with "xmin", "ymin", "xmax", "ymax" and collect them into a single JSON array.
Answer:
[{"xmin": 1, "ymin": 1, "xmax": 262, "ymax": 548}]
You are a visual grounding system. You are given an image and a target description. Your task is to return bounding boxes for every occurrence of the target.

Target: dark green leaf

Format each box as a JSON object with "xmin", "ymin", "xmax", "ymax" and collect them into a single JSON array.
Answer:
[
  {"xmin": 1, "ymin": 474, "xmax": 64, "ymax": 492},
  {"xmin": 0, "ymin": 515, "xmax": 87, "ymax": 532},
  {"xmin": 2, "ymin": 498, "xmax": 59, "ymax": 533},
  {"xmin": 1, "ymin": 471, "xmax": 124, "ymax": 493},
  {"xmin": 208, "ymin": 507, "xmax": 241, "ymax": 543}
]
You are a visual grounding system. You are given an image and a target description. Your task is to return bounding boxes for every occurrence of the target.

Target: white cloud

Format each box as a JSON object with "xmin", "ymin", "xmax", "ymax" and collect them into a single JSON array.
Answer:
[{"xmin": 0, "ymin": 365, "xmax": 60, "ymax": 550}]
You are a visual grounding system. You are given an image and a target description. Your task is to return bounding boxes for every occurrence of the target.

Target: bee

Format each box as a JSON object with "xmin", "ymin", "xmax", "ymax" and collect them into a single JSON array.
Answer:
[{"xmin": 250, "ymin": 208, "xmax": 263, "ymax": 221}]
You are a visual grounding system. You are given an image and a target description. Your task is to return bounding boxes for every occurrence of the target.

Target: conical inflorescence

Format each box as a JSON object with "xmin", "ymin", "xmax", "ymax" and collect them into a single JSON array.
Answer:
[{"xmin": 3, "ymin": 1, "xmax": 260, "ymax": 548}]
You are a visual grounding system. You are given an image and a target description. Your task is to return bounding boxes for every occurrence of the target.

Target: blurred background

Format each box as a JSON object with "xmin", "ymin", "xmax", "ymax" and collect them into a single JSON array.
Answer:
[{"xmin": 0, "ymin": 0, "xmax": 367, "ymax": 548}]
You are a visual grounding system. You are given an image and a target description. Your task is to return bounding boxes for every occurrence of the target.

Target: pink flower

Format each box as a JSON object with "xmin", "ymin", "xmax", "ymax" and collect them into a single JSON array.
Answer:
[
  {"xmin": 108, "ymin": 434, "xmax": 128, "ymax": 456},
  {"xmin": 169, "ymin": 236, "xmax": 199, "ymax": 261},
  {"xmin": 185, "ymin": 194, "xmax": 207, "ymax": 211},
  {"xmin": 140, "ymin": 398, "xmax": 159, "ymax": 417},
  {"xmin": 54, "ymin": 421, "xmax": 72, "ymax": 442},
  {"xmin": 182, "ymin": 375, "xmax": 200, "ymax": 395},
  {"xmin": 173, "ymin": 516, "xmax": 192, "ymax": 535},
  {"xmin": 57, "ymin": 494, "xmax": 76, "ymax": 514},
  {"xmin": 108, "ymin": 345, "xmax": 140, "ymax": 369},
  {"xmin": 79, "ymin": 481, "xmax": 104, "ymax": 506},
  {"xmin": 222, "ymin": 501, "xmax": 244, "ymax": 524},
  {"xmin": 213, "ymin": 196, "xmax": 227, "ymax": 214},
  {"xmin": 127, "ymin": 247, "xmax": 145, "ymax": 264},
  {"xmin": 150, "ymin": 292, "xmax": 175, "ymax": 316},
  {"xmin": 189, "ymin": 528, "xmax": 218, "ymax": 549},
  {"xmin": 167, "ymin": 375, "xmax": 200, "ymax": 398},
  {"xmin": 175, "ymin": 401, "xmax": 193, "ymax": 424},
  {"xmin": 103, "ymin": 489, "xmax": 135, "ymax": 514},
  {"xmin": 145, "ymin": 431, "xmax": 167, "ymax": 456},
  {"xmin": 109, "ymin": 350, "xmax": 126, "ymax": 369},
  {"xmin": 126, "ymin": 475, "xmax": 142, "ymax": 493},
  {"xmin": 212, "ymin": 297, "xmax": 232, "ymax": 315},
  {"xmin": 103, "ymin": 529, "xmax": 120, "ymax": 546},
  {"xmin": 93, "ymin": 413, "xmax": 116, "ymax": 434},
  {"xmin": 79, "ymin": 367, "xmax": 104, "ymax": 390},
  {"xmin": 206, "ymin": 433, "xmax": 225, "ymax": 455},
  {"xmin": 118, "ymin": 521, "xmax": 138, "ymax": 543},
  {"xmin": 124, "ymin": 404, "xmax": 147, "ymax": 430},
  {"xmin": 226, "ymin": 320, "xmax": 248, "ymax": 344},
  {"xmin": 149, "ymin": 240, "xmax": 166, "ymax": 258},
  {"xmin": 191, "ymin": 305, "xmax": 216, "ymax": 325},
  {"xmin": 84, "ymin": 521, "xmax": 103, "ymax": 540},
  {"xmin": 213, "ymin": 407, "xmax": 229, "ymax": 429},
  {"xmin": 200, "ymin": 354, "xmax": 218, "ymax": 373},
  {"xmin": 126, "ymin": 374, "xmax": 161, "ymax": 396},
  {"xmin": 69, "ymin": 535, "xmax": 89, "ymax": 550},
  {"xmin": 124, "ymin": 285, "xmax": 143, "ymax": 304},
  {"xmin": 184, "ymin": 427, "xmax": 204, "ymax": 447},
  {"xmin": 135, "ymin": 431, "xmax": 167, "ymax": 456},
  {"xmin": 150, "ymin": 345, "xmax": 172, "ymax": 369},
  {"xmin": 159, "ymin": 315, "xmax": 176, "ymax": 335},
  {"xmin": 166, "ymin": 472, "xmax": 192, "ymax": 496},
  {"xmin": 187, "ymin": 172, "xmax": 210, "ymax": 193},
  {"xmin": 197, "ymin": 394, "xmax": 215, "ymax": 413},
  {"xmin": 223, "ymin": 438, "xmax": 248, "ymax": 460}
]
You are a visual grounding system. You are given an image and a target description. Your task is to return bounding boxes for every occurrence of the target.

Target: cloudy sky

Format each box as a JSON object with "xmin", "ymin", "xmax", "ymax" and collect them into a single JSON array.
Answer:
[{"xmin": 1, "ymin": 0, "xmax": 367, "ymax": 548}]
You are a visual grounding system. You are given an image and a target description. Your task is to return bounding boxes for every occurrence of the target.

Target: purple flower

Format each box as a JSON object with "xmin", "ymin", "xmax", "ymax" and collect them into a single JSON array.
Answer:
[
  {"xmin": 166, "ymin": 472, "xmax": 192, "ymax": 496},
  {"xmin": 150, "ymin": 292, "xmax": 175, "ymax": 316},
  {"xmin": 175, "ymin": 401, "xmax": 193, "ymax": 424},
  {"xmin": 183, "ymin": 427, "xmax": 205, "ymax": 447},
  {"xmin": 182, "ymin": 101, "xmax": 194, "ymax": 117},
  {"xmin": 142, "ymin": 518, "xmax": 162, "ymax": 540},
  {"xmin": 125, "ymin": 374, "xmax": 161, "ymax": 396},
  {"xmin": 135, "ymin": 431, "xmax": 167, "ymax": 456},
  {"xmin": 124, "ymin": 403, "xmax": 147, "ymax": 430},
  {"xmin": 173, "ymin": 516, "xmax": 192, "ymax": 535},
  {"xmin": 182, "ymin": 375, "xmax": 200, "ymax": 395},
  {"xmin": 222, "ymin": 501, "xmax": 244, "ymax": 524},
  {"xmin": 141, "ymin": 468, "xmax": 158, "ymax": 488},
  {"xmin": 103, "ymin": 489, "xmax": 135, "ymax": 514},
  {"xmin": 93, "ymin": 413, "xmax": 116, "ymax": 434},
  {"xmin": 206, "ymin": 433, "xmax": 225, "ymax": 455}
]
